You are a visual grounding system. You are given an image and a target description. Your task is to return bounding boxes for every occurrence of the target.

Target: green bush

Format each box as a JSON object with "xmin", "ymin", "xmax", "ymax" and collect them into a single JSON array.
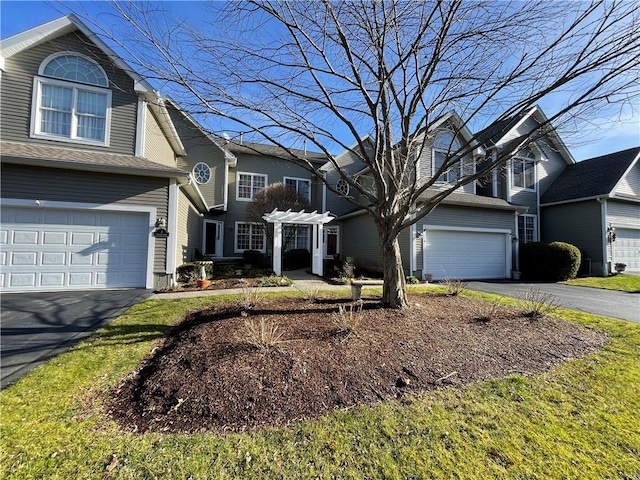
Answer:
[
  {"xmin": 520, "ymin": 241, "xmax": 581, "ymax": 281},
  {"xmin": 256, "ymin": 275, "xmax": 293, "ymax": 287},
  {"xmin": 243, "ymin": 249, "xmax": 264, "ymax": 267},
  {"xmin": 282, "ymin": 248, "xmax": 310, "ymax": 270},
  {"xmin": 176, "ymin": 262, "xmax": 214, "ymax": 282}
]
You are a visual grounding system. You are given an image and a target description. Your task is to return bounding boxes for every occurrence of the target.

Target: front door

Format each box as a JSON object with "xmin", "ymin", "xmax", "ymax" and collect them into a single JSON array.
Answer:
[
  {"xmin": 323, "ymin": 226, "xmax": 340, "ymax": 259},
  {"xmin": 203, "ymin": 220, "xmax": 224, "ymax": 257}
]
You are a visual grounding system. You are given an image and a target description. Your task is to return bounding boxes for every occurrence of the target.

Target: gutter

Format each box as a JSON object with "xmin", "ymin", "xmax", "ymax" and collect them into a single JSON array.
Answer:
[{"xmin": 177, "ymin": 174, "xmax": 209, "ymax": 212}]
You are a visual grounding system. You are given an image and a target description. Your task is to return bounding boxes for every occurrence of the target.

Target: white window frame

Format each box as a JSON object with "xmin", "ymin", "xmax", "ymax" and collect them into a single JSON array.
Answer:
[
  {"xmin": 323, "ymin": 225, "xmax": 341, "ymax": 259},
  {"xmin": 234, "ymin": 221, "xmax": 267, "ymax": 253},
  {"xmin": 236, "ymin": 172, "xmax": 268, "ymax": 201},
  {"xmin": 283, "ymin": 224, "xmax": 311, "ymax": 251},
  {"xmin": 283, "ymin": 176, "xmax": 311, "ymax": 202},
  {"xmin": 518, "ymin": 214, "xmax": 538, "ymax": 246},
  {"xmin": 511, "ymin": 153, "xmax": 537, "ymax": 191},
  {"xmin": 432, "ymin": 130, "xmax": 461, "ymax": 184},
  {"xmin": 31, "ymin": 53, "xmax": 112, "ymax": 147}
]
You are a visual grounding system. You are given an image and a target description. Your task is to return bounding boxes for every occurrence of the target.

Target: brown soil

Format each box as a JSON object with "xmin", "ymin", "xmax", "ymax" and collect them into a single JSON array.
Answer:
[{"xmin": 109, "ymin": 294, "xmax": 606, "ymax": 434}]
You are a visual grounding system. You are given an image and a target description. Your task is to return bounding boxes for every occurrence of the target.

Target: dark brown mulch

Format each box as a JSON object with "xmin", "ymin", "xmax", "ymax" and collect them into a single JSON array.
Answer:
[{"xmin": 108, "ymin": 295, "xmax": 606, "ymax": 434}]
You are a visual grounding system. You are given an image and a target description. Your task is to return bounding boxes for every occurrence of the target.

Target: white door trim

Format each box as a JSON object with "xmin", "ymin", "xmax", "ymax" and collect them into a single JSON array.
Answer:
[
  {"xmin": 202, "ymin": 219, "xmax": 224, "ymax": 257},
  {"xmin": 1, "ymin": 198, "xmax": 156, "ymax": 289},
  {"xmin": 422, "ymin": 225, "xmax": 513, "ymax": 279}
]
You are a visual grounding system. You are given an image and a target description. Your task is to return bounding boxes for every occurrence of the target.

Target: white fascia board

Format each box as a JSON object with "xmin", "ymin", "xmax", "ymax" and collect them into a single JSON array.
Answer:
[
  {"xmin": 540, "ymin": 194, "xmax": 611, "ymax": 207},
  {"xmin": 0, "ymin": 55, "xmax": 5, "ymax": 71},
  {"xmin": 177, "ymin": 174, "xmax": 209, "ymax": 212},
  {"xmin": 495, "ymin": 106, "xmax": 538, "ymax": 148},
  {"xmin": 428, "ymin": 111, "xmax": 485, "ymax": 155},
  {"xmin": 145, "ymin": 94, "xmax": 187, "ymax": 156}
]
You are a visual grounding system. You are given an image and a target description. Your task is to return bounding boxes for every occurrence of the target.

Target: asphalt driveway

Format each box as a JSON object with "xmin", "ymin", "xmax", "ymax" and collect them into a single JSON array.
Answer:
[
  {"xmin": 467, "ymin": 281, "xmax": 639, "ymax": 324},
  {"xmin": 1, "ymin": 289, "xmax": 151, "ymax": 389}
]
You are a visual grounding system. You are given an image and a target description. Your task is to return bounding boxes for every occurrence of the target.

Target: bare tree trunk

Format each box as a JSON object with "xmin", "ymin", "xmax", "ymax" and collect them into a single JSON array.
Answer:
[{"xmin": 379, "ymin": 235, "xmax": 408, "ymax": 309}]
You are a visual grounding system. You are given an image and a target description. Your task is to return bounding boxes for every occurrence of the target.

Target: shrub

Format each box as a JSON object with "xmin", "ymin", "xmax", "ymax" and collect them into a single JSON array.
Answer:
[
  {"xmin": 330, "ymin": 302, "xmax": 365, "ymax": 339},
  {"xmin": 443, "ymin": 276, "xmax": 467, "ymax": 296},
  {"xmin": 520, "ymin": 241, "xmax": 580, "ymax": 281},
  {"xmin": 175, "ymin": 262, "xmax": 214, "ymax": 282},
  {"xmin": 406, "ymin": 275, "xmax": 420, "ymax": 285},
  {"xmin": 256, "ymin": 275, "xmax": 293, "ymax": 287},
  {"xmin": 239, "ymin": 282, "xmax": 261, "ymax": 310},
  {"xmin": 471, "ymin": 297, "xmax": 503, "ymax": 322},
  {"xmin": 282, "ymin": 248, "xmax": 310, "ymax": 270},
  {"xmin": 242, "ymin": 317, "xmax": 284, "ymax": 350},
  {"xmin": 517, "ymin": 287, "xmax": 561, "ymax": 319},
  {"xmin": 243, "ymin": 249, "xmax": 264, "ymax": 267}
]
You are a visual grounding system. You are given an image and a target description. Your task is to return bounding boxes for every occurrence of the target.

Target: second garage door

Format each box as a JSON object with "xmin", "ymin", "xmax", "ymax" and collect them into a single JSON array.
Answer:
[
  {"xmin": 1, "ymin": 206, "xmax": 150, "ymax": 291},
  {"xmin": 423, "ymin": 228, "xmax": 510, "ymax": 280},
  {"xmin": 613, "ymin": 227, "xmax": 640, "ymax": 274}
]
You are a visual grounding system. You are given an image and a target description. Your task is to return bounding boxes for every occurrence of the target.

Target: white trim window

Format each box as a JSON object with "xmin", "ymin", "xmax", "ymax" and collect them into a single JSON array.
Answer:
[
  {"xmin": 518, "ymin": 214, "xmax": 537, "ymax": 247},
  {"xmin": 235, "ymin": 222, "xmax": 266, "ymax": 252},
  {"xmin": 511, "ymin": 149, "xmax": 536, "ymax": 190},
  {"xmin": 31, "ymin": 53, "xmax": 112, "ymax": 146},
  {"xmin": 284, "ymin": 224, "xmax": 310, "ymax": 251},
  {"xmin": 236, "ymin": 172, "xmax": 267, "ymax": 201},
  {"xmin": 284, "ymin": 176, "xmax": 311, "ymax": 202},
  {"xmin": 432, "ymin": 130, "xmax": 460, "ymax": 183}
]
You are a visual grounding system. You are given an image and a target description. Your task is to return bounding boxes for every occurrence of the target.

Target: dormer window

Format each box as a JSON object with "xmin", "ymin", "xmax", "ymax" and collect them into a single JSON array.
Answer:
[
  {"xmin": 511, "ymin": 148, "xmax": 536, "ymax": 190},
  {"xmin": 31, "ymin": 53, "xmax": 112, "ymax": 147},
  {"xmin": 432, "ymin": 131, "xmax": 460, "ymax": 183}
]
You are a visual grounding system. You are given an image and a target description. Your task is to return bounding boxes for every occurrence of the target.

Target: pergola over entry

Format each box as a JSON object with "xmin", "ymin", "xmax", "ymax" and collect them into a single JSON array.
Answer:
[{"xmin": 262, "ymin": 209, "xmax": 334, "ymax": 276}]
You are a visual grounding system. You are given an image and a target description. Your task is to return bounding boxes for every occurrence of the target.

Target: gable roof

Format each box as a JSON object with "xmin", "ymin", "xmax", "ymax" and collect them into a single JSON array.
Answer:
[
  {"xmin": 0, "ymin": 15, "xmax": 154, "ymax": 93},
  {"xmin": 225, "ymin": 140, "xmax": 328, "ymax": 165},
  {"xmin": 541, "ymin": 146, "xmax": 640, "ymax": 205}
]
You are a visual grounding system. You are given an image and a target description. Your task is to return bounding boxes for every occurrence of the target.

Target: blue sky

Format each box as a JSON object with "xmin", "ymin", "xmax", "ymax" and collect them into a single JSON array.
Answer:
[{"xmin": 2, "ymin": 1, "xmax": 638, "ymax": 161}]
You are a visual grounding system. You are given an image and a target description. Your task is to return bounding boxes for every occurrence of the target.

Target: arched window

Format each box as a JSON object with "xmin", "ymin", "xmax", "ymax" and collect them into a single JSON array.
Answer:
[
  {"xmin": 511, "ymin": 148, "xmax": 536, "ymax": 190},
  {"xmin": 31, "ymin": 53, "xmax": 111, "ymax": 146},
  {"xmin": 432, "ymin": 130, "xmax": 460, "ymax": 183}
]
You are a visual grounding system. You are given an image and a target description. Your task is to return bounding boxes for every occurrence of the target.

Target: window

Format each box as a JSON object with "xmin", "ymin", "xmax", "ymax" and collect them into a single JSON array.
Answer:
[
  {"xmin": 336, "ymin": 178, "xmax": 350, "ymax": 196},
  {"xmin": 193, "ymin": 162, "xmax": 211, "ymax": 184},
  {"xmin": 432, "ymin": 131, "xmax": 460, "ymax": 183},
  {"xmin": 235, "ymin": 222, "xmax": 266, "ymax": 252},
  {"xmin": 284, "ymin": 177, "xmax": 311, "ymax": 201},
  {"xmin": 511, "ymin": 149, "xmax": 536, "ymax": 190},
  {"xmin": 518, "ymin": 215, "xmax": 537, "ymax": 248},
  {"xmin": 284, "ymin": 225, "xmax": 310, "ymax": 251},
  {"xmin": 236, "ymin": 172, "xmax": 267, "ymax": 200},
  {"xmin": 31, "ymin": 53, "xmax": 111, "ymax": 146}
]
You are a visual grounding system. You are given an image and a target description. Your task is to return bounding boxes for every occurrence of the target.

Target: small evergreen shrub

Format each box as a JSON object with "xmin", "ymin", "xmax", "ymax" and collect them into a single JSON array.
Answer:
[
  {"xmin": 282, "ymin": 248, "xmax": 310, "ymax": 270},
  {"xmin": 520, "ymin": 241, "xmax": 580, "ymax": 281},
  {"xmin": 176, "ymin": 262, "xmax": 214, "ymax": 282},
  {"xmin": 406, "ymin": 275, "xmax": 420, "ymax": 285},
  {"xmin": 243, "ymin": 249, "xmax": 264, "ymax": 267}
]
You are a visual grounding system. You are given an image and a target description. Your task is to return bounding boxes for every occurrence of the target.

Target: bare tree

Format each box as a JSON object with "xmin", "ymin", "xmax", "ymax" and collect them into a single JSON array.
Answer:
[
  {"xmin": 246, "ymin": 182, "xmax": 312, "ymax": 252},
  {"xmin": 75, "ymin": 0, "xmax": 639, "ymax": 307}
]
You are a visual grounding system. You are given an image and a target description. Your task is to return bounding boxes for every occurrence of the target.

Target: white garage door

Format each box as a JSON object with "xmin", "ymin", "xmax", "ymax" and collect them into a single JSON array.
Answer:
[
  {"xmin": 423, "ymin": 228, "xmax": 509, "ymax": 280},
  {"xmin": 614, "ymin": 228, "xmax": 640, "ymax": 273},
  {"xmin": 1, "ymin": 206, "xmax": 150, "ymax": 291}
]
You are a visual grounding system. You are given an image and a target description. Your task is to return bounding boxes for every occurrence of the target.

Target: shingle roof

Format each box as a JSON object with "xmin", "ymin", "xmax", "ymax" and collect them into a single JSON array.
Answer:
[
  {"xmin": 541, "ymin": 147, "xmax": 640, "ymax": 204},
  {"xmin": 0, "ymin": 141, "xmax": 186, "ymax": 177},
  {"xmin": 226, "ymin": 140, "xmax": 328, "ymax": 164}
]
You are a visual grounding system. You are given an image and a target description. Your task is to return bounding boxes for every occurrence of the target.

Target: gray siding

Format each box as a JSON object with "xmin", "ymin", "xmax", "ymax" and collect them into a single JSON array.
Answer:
[
  {"xmin": 541, "ymin": 201, "xmax": 605, "ymax": 275},
  {"xmin": 1, "ymin": 31, "xmax": 138, "ymax": 154},
  {"xmin": 616, "ymin": 162, "xmax": 640, "ymax": 196},
  {"xmin": 222, "ymin": 154, "xmax": 322, "ymax": 257},
  {"xmin": 607, "ymin": 200, "xmax": 640, "ymax": 228},
  {"xmin": 1, "ymin": 163, "xmax": 169, "ymax": 274},
  {"xmin": 168, "ymin": 105, "xmax": 226, "ymax": 208},
  {"xmin": 537, "ymin": 143, "xmax": 570, "ymax": 195},
  {"xmin": 176, "ymin": 189, "xmax": 202, "ymax": 263}
]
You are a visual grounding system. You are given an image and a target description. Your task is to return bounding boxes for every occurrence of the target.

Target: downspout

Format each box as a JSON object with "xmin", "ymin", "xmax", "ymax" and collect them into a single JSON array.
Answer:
[
  {"xmin": 535, "ymin": 159, "xmax": 541, "ymax": 242},
  {"xmin": 597, "ymin": 197, "xmax": 608, "ymax": 275},
  {"xmin": 321, "ymin": 170, "xmax": 327, "ymax": 213},
  {"xmin": 223, "ymin": 155, "xmax": 229, "ymax": 211},
  {"xmin": 514, "ymin": 211, "xmax": 520, "ymax": 272}
]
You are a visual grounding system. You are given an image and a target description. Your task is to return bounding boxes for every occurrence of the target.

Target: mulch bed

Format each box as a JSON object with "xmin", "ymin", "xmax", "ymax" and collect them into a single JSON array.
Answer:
[{"xmin": 108, "ymin": 294, "xmax": 607, "ymax": 434}]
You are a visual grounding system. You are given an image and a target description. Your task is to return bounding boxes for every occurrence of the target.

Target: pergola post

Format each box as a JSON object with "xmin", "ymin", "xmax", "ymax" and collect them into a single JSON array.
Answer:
[
  {"xmin": 312, "ymin": 223, "xmax": 323, "ymax": 275},
  {"xmin": 263, "ymin": 209, "xmax": 334, "ymax": 278},
  {"xmin": 272, "ymin": 221, "xmax": 282, "ymax": 276}
]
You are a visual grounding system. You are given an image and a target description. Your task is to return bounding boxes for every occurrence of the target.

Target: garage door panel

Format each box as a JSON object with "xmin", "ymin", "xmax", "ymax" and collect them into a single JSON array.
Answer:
[
  {"xmin": 424, "ymin": 229, "xmax": 508, "ymax": 280},
  {"xmin": 614, "ymin": 228, "xmax": 640, "ymax": 272},
  {"xmin": 1, "ymin": 206, "xmax": 150, "ymax": 291}
]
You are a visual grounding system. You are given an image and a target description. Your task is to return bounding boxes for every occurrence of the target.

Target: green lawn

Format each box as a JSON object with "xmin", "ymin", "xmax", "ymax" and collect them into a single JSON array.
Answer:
[
  {"xmin": 562, "ymin": 274, "xmax": 640, "ymax": 292},
  {"xmin": 1, "ymin": 289, "xmax": 639, "ymax": 479}
]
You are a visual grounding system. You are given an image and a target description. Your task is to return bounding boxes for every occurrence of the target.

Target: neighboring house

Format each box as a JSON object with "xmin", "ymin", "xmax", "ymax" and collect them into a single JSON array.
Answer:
[
  {"xmin": 2, "ymin": 16, "xmax": 637, "ymax": 293},
  {"xmin": 0, "ymin": 15, "xmax": 197, "ymax": 292},
  {"xmin": 324, "ymin": 107, "xmax": 576, "ymax": 281},
  {"xmin": 541, "ymin": 147, "xmax": 640, "ymax": 276}
]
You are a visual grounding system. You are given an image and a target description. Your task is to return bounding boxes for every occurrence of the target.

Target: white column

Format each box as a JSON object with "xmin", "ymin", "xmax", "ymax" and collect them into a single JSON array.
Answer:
[
  {"xmin": 312, "ymin": 223, "xmax": 323, "ymax": 275},
  {"xmin": 273, "ymin": 222, "xmax": 282, "ymax": 276}
]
